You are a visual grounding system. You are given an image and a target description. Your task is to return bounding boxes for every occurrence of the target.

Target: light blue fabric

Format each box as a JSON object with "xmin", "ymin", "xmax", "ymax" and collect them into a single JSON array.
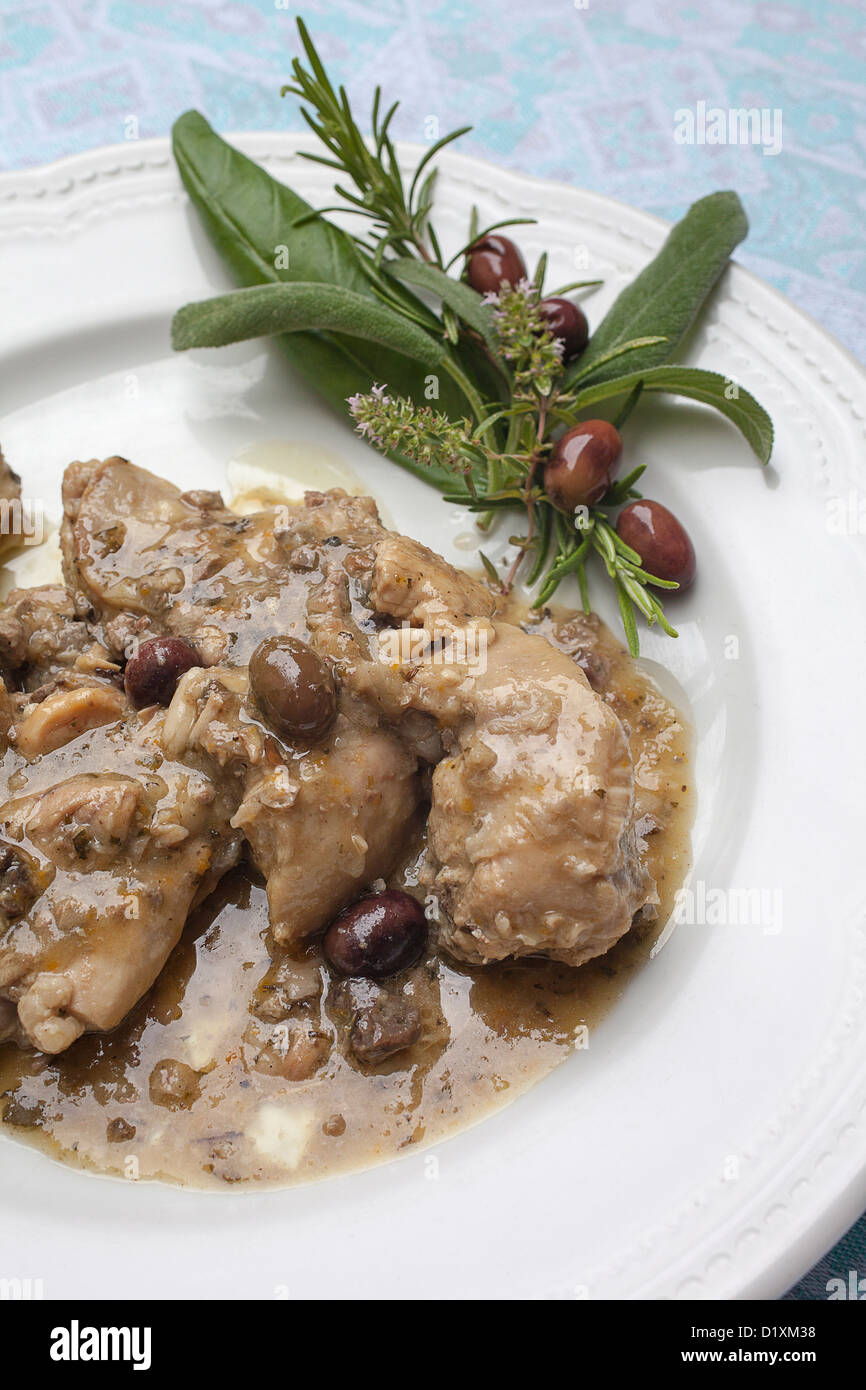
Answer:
[
  {"xmin": 0, "ymin": 0, "xmax": 863, "ymax": 1297},
  {"xmin": 1, "ymin": 0, "xmax": 864, "ymax": 358}
]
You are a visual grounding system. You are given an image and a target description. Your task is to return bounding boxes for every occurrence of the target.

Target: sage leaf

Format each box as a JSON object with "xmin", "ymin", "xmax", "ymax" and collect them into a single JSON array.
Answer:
[
  {"xmin": 172, "ymin": 282, "xmax": 445, "ymax": 369},
  {"xmin": 172, "ymin": 110, "xmax": 371, "ymax": 297},
  {"xmin": 566, "ymin": 335, "xmax": 667, "ymax": 385},
  {"xmin": 387, "ymin": 257, "xmax": 497, "ymax": 351},
  {"xmin": 566, "ymin": 191, "xmax": 748, "ymax": 389},
  {"xmin": 171, "ymin": 111, "xmax": 467, "ymax": 427},
  {"xmin": 573, "ymin": 364, "xmax": 773, "ymax": 464}
]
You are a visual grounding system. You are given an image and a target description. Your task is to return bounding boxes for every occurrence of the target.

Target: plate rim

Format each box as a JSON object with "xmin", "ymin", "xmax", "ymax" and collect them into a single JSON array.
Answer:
[
  {"xmin": 1, "ymin": 132, "xmax": 865, "ymax": 1302},
  {"xmin": 3, "ymin": 129, "xmax": 866, "ymax": 391}
]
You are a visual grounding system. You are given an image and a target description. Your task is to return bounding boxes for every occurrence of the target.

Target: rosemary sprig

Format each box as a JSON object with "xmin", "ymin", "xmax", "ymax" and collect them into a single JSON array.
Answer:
[
  {"xmin": 346, "ymin": 280, "xmax": 681, "ymax": 654},
  {"xmin": 283, "ymin": 19, "xmax": 469, "ymax": 265},
  {"xmin": 172, "ymin": 20, "xmax": 774, "ymax": 654}
]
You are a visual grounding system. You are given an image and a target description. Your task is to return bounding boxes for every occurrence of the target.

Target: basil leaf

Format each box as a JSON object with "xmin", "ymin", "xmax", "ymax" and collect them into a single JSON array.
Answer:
[
  {"xmin": 566, "ymin": 191, "xmax": 748, "ymax": 388},
  {"xmin": 173, "ymin": 282, "xmax": 445, "ymax": 369},
  {"xmin": 573, "ymin": 364, "xmax": 773, "ymax": 464},
  {"xmin": 387, "ymin": 257, "xmax": 497, "ymax": 351}
]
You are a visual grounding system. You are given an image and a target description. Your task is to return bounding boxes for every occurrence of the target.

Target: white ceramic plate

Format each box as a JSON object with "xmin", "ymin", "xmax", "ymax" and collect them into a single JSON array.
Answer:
[{"xmin": 0, "ymin": 135, "xmax": 864, "ymax": 1302}]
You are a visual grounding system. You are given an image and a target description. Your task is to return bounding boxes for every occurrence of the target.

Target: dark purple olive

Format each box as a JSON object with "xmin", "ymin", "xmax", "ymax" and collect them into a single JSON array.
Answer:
[
  {"xmin": 466, "ymin": 234, "xmax": 528, "ymax": 295},
  {"xmin": 538, "ymin": 297, "xmax": 589, "ymax": 362},
  {"xmin": 544, "ymin": 420, "xmax": 623, "ymax": 511},
  {"xmin": 616, "ymin": 500, "xmax": 696, "ymax": 590},
  {"xmin": 323, "ymin": 890, "xmax": 427, "ymax": 979},
  {"xmin": 249, "ymin": 635, "xmax": 336, "ymax": 745},
  {"xmin": 124, "ymin": 636, "xmax": 200, "ymax": 707}
]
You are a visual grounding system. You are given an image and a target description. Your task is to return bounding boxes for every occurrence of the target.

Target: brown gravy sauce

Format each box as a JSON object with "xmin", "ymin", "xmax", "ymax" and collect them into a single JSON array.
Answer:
[{"xmin": 0, "ymin": 599, "xmax": 693, "ymax": 1189}]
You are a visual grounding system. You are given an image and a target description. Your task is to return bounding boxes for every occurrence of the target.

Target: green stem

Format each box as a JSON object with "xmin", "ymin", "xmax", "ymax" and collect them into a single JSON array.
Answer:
[
  {"xmin": 441, "ymin": 355, "xmax": 487, "ymax": 432},
  {"xmin": 473, "ymin": 371, "xmax": 520, "ymax": 532},
  {"xmin": 440, "ymin": 355, "xmax": 500, "ymax": 528}
]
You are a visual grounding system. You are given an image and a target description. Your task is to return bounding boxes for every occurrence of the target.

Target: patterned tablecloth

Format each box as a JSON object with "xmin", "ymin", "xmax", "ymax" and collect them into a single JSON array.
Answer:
[{"xmin": 0, "ymin": 0, "xmax": 863, "ymax": 1300}]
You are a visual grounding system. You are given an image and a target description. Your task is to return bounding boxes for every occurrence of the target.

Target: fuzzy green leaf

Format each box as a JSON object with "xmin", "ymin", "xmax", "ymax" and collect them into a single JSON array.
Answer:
[
  {"xmin": 565, "ymin": 191, "xmax": 748, "ymax": 388},
  {"xmin": 387, "ymin": 257, "xmax": 498, "ymax": 351},
  {"xmin": 171, "ymin": 110, "xmax": 465, "ymax": 420},
  {"xmin": 573, "ymin": 364, "xmax": 773, "ymax": 464},
  {"xmin": 173, "ymin": 281, "xmax": 446, "ymax": 369}
]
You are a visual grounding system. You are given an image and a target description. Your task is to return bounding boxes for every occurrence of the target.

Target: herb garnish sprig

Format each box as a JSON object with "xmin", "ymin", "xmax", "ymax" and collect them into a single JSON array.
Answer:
[
  {"xmin": 171, "ymin": 16, "xmax": 773, "ymax": 654},
  {"xmin": 282, "ymin": 17, "xmax": 533, "ymax": 272},
  {"xmin": 347, "ymin": 279, "xmax": 681, "ymax": 636}
]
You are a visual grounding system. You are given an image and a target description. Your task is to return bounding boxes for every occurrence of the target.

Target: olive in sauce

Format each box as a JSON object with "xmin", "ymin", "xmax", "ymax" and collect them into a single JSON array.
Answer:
[
  {"xmin": 124, "ymin": 636, "xmax": 200, "ymax": 707},
  {"xmin": 249, "ymin": 636, "xmax": 337, "ymax": 745},
  {"xmin": 324, "ymin": 890, "xmax": 427, "ymax": 979}
]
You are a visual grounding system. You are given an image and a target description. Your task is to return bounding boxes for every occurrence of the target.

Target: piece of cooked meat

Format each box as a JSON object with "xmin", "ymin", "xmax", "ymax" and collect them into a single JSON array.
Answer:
[
  {"xmin": 62, "ymin": 456, "xmax": 285, "ymax": 665},
  {"xmin": 236, "ymin": 712, "xmax": 419, "ymax": 944},
  {"xmin": 369, "ymin": 533, "xmax": 494, "ymax": 627},
  {"xmin": 422, "ymin": 622, "xmax": 649, "ymax": 965},
  {"xmin": 61, "ymin": 459, "xmax": 425, "ymax": 944},
  {"xmin": 305, "ymin": 566, "xmax": 446, "ymax": 763},
  {"xmin": 2, "ymin": 459, "xmax": 425, "ymax": 1051},
  {"xmin": 0, "ymin": 710, "xmax": 241, "ymax": 1052},
  {"xmin": 160, "ymin": 664, "xmax": 419, "ymax": 944},
  {"xmin": 0, "ymin": 583, "xmax": 125, "ymax": 764},
  {"xmin": 0, "ymin": 585, "xmax": 117, "ymax": 692},
  {"xmin": 58, "ymin": 455, "xmax": 652, "ymax": 975},
  {"xmin": 310, "ymin": 536, "xmax": 653, "ymax": 967},
  {"xmin": 61, "ymin": 457, "xmax": 385, "ymax": 665},
  {"xmin": 0, "ymin": 561, "xmax": 245, "ymax": 1053}
]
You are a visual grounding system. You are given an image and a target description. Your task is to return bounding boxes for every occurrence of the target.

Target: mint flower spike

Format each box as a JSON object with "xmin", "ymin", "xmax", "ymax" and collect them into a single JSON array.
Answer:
[
  {"xmin": 347, "ymin": 388, "xmax": 485, "ymax": 486},
  {"xmin": 484, "ymin": 279, "xmax": 564, "ymax": 399}
]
